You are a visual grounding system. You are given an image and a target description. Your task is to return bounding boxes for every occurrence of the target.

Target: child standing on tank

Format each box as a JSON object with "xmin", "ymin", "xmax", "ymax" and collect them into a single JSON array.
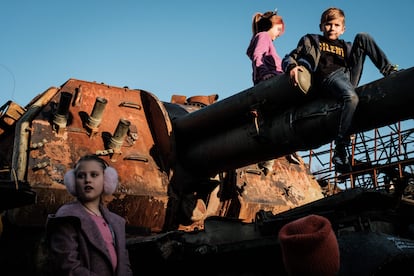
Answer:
[{"xmin": 246, "ymin": 10, "xmax": 301, "ymax": 174}]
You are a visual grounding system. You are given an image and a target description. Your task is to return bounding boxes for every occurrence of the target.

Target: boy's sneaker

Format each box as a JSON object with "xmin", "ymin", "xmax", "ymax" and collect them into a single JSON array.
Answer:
[
  {"xmin": 332, "ymin": 147, "xmax": 351, "ymax": 173},
  {"xmin": 382, "ymin": 64, "xmax": 399, "ymax": 76}
]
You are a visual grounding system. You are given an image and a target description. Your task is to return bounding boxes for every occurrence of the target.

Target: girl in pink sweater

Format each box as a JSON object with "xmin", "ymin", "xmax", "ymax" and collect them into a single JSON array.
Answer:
[{"xmin": 246, "ymin": 10, "xmax": 285, "ymax": 85}]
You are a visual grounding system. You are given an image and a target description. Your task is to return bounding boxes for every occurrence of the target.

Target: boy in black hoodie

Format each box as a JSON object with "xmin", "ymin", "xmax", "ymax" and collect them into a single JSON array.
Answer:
[{"xmin": 282, "ymin": 7, "xmax": 397, "ymax": 173}]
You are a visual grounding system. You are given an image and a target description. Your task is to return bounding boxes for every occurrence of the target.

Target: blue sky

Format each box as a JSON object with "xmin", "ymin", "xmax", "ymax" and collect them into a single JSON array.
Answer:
[
  {"xmin": 1, "ymin": 1, "xmax": 413, "ymax": 107},
  {"xmin": 1, "ymin": 1, "xmax": 413, "ymax": 172}
]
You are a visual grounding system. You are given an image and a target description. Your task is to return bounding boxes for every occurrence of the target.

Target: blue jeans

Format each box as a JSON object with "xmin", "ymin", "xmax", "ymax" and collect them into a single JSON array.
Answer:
[
  {"xmin": 348, "ymin": 32, "xmax": 392, "ymax": 87},
  {"xmin": 323, "ymin": 33, "xmax": 392, "ymax": 146},
  {"xmin": 322, "ymin": 68, "xmax": 358, "ymax": 146}
]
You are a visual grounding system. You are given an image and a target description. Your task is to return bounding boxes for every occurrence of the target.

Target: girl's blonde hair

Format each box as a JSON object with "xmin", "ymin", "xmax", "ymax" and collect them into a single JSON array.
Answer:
[
  {"xmin": 252, "ymin": 11, "xmax": 285, "ymax": 36},
  {"xmin": 320, "ymin": 7, "xmax": 345, "ymax": 25}
]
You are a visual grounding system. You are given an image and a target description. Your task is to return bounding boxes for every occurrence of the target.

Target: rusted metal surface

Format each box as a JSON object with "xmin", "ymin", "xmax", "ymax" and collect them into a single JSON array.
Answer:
[
  {"xmin": 234, "ymin": 156, "xmax": 323, "ymax": 221},
  {"xmin": 0, "ymin": 101, "xmax": 26, "ymax": 136},
  {"xmin": 4, "ymin": 79, "xmax": 172, "ymax": 232},
  {"xmin": 1, "ymin": 67, "xmax": 413, "ymax": 275},
  {"xmin": 0, "ymin": 78, "xmax": 323, "ymax": 234}
]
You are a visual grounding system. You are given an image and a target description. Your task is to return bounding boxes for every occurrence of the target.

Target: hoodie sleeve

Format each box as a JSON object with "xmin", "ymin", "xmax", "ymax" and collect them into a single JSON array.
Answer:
[{"xmin": 282, "ymin": 34, "xmax": 320, "ymax": 73}]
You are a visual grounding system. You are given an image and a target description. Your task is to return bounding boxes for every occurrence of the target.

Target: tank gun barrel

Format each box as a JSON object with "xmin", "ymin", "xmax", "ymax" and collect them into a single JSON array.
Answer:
[
  {"xmin": 174, "ymin": 67, "xmax": 414, "ymax": 176},
  {"xmin": 174, "ymin": 72, "xmax": 308, "ymax": 137}
]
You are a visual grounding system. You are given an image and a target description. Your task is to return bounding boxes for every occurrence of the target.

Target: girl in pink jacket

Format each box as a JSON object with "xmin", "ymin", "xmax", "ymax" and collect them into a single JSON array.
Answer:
[
  {"xmin": 46, "ymin": 154, "xmax": 133, "ymax": 276},
  {"xmin": 246, "ymin": 10, "xmax": 285, "ymax": 85}
]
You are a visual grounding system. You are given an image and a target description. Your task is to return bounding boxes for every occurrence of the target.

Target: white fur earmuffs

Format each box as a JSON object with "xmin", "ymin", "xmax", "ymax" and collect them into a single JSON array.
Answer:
[{"xmin": 64, "ymin": 165, "xmax": 118, "ymax": 196}]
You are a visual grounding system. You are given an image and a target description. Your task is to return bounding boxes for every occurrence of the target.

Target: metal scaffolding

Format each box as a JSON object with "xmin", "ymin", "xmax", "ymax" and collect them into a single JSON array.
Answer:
[{"xmin": 301, "ymin": 119, "xmax": 414, "ymax": 197}]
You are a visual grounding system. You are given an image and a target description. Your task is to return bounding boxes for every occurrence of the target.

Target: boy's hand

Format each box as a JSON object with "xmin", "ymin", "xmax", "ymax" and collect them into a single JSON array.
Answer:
[{"xmin": 289, "ymin": 66, "xmax": 304, "ymax": 87}]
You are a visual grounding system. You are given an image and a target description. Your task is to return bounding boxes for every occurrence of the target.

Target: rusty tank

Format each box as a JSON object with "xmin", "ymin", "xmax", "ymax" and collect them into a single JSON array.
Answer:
[{"xmin": 1, "ymin": 67, "xmax": 414, "ymax": 275}]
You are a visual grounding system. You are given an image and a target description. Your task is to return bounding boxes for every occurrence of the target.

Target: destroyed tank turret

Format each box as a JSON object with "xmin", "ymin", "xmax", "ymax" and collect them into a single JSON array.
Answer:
[{"xmin": 1, "ymin": 67, "xmax": 414, "ymax": 275}]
